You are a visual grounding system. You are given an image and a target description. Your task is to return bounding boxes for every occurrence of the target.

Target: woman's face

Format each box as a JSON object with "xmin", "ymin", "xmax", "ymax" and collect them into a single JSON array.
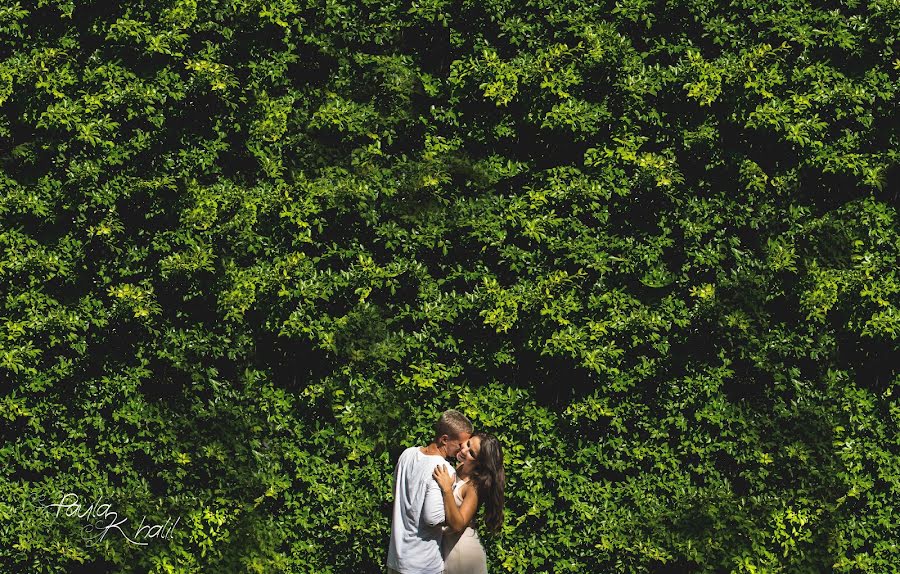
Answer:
[{"xmin": 458, "ymin": 436, "xmax": 482, "ymax": 468}]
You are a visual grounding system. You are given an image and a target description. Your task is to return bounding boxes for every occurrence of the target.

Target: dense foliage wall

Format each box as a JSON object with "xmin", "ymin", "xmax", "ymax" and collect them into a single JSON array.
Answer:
[{"xmin": 1, "ymin": 0, "xmax": 899, "ymax": 572}]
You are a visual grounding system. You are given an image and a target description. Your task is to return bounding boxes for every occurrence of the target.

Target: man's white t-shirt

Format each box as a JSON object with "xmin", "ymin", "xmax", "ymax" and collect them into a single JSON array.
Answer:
[{"xmin": 387, "ymin": 446, "xmax": 456, "ymax": 574}]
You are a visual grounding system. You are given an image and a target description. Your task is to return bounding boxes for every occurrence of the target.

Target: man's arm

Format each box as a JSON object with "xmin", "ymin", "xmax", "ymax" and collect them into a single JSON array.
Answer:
[{"xmin": 422, "ymin": 463, "xmax": 452, "ymax": 527}]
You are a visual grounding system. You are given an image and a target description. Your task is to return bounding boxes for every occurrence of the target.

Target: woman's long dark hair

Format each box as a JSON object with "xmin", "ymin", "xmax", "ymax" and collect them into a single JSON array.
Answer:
[{"xmin": 470, "ymin": 432, "xmax": 505, "ymax": 533}]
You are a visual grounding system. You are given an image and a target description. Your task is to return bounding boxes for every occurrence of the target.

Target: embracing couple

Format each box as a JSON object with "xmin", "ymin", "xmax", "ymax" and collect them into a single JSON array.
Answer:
[{"xmin": 387, "ymin": 410, "xmax": 506, "ymax": 574}]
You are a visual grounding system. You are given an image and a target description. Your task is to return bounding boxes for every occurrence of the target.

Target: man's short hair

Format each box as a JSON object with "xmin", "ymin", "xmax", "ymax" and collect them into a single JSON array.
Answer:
[{"xmin": 434, "ymin": 409, "xmax": 473, "ymax": 441}]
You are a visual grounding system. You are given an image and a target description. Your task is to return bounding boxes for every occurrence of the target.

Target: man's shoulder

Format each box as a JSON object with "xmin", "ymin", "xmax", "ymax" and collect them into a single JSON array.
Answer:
[
  {"xmin": 397, "ymin": 446, "xmax": 420, "ymax": 460},
  {"xmin": 395, "ymin": 446, "xmax": 423, "ymax": 468},
  {"xmin": 396, "ymin": 447, "xmax": 452, "ymax": 471}
]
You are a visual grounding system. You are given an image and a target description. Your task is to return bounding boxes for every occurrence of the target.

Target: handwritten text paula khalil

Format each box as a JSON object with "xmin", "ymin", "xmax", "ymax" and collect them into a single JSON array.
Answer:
[{"xmin": 44, "ymin": 493, "xmax": 181, "ymax": 546}]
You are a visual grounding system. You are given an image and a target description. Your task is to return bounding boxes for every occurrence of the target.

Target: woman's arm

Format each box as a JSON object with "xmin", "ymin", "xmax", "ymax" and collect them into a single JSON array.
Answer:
[{"xmin": 433, "ymin": 465, "xmax": 479, "ymax": 533}]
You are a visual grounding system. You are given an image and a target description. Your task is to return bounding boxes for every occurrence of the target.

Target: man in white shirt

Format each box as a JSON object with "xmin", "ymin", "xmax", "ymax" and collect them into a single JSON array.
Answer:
[{"xmin": 387, "ymin": 410, "xmax": 474, "ymax": 574}]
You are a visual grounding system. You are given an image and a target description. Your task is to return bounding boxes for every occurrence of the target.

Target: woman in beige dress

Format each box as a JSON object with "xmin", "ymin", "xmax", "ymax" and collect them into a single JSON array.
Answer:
[{"xmin": 433, "ymin": 433, "xmax": 506, "ymax": 574}]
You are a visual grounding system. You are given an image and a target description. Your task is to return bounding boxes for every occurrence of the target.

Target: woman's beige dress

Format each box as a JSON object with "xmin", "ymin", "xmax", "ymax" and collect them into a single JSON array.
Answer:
[{"xmin": 442, "ymin": 478, "xmax": 488, "ymax": 574}]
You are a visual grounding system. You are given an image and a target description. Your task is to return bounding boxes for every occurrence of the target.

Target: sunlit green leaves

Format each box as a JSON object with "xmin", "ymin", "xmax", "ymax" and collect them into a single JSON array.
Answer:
[{"xmin": 2, "ymin": 0, "xmax": 899, "ymax": 572}]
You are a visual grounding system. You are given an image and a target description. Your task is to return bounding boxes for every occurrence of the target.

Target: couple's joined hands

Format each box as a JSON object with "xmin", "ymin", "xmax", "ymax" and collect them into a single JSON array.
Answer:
[{"xmin": 433, "ymin": 464, "xmax": 455, "ymax": 494}]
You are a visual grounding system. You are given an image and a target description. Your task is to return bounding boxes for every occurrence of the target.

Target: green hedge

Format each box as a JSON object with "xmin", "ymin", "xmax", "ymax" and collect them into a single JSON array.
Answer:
[{"xmin": 1, "ymin": 0, "xmax": 899, "ymax": 572}]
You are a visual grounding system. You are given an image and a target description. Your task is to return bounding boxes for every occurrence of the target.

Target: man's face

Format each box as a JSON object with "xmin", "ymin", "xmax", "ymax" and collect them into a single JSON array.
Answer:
[{"xmin": 444, "ymin": 432, "xmax": 471, "ymax": 459}]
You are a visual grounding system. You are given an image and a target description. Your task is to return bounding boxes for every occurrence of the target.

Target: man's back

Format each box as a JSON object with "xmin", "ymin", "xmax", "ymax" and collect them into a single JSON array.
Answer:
[{"xmin": 387, "ymin": 446, "xmax": 455, "ymax": 574}]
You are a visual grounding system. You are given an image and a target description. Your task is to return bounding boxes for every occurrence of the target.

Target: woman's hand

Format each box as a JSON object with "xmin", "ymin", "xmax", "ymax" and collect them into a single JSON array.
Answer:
[
  {"xmin": 433, "ymin": 463, "xmax": 479, "ymax": 533},
  {"xmin": 433, "ymin": 464, "xmax": 455, "ymax": 493}
]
